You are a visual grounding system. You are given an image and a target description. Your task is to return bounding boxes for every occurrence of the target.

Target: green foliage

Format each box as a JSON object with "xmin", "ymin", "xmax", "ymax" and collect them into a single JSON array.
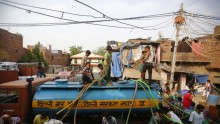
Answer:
[
  {"xmin": 93, "ymin": 46, "xmax": 105, "ymax": 56},
  {"xmin": 69, "ymin": 45, "xmax": 83, "ymax": 55},
  {"xmin": 19, "ymin": 44, "xmax": 49, "ymax": 69}
]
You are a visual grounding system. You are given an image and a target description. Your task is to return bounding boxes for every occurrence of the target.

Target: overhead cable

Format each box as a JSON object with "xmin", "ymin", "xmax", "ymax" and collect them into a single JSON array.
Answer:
[
  {"xmin": 184, "ymin": 11, "xmax": 220, "ymax": 20},
  {"xmin": 0, "ymin": 1, "xmax": 174, "ymax": 30},
  {"xmin": 73, "ymin": 0, "xmax": 152, "ymax": 30},
  {"xmin": 1, "ymin": 0, "xmax": 104, "ymax": 18},
  {"xmin": 0, "ymin": 1, "xmax": 137, "ymax": 29}
]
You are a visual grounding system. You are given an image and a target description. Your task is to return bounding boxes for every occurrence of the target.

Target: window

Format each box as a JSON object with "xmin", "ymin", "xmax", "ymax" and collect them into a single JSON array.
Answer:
[
  {"xmin": 74, "ymin": 59, "xmax": 77, "ymax": 64},
  {"xmin": 0, "ymin": 89, "xmax": 18, "ymax": 103}
]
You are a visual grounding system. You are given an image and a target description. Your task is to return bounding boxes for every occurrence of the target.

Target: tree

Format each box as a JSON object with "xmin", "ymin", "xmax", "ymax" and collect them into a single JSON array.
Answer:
[
  {"xmin": 93, "ymin": 46, "xmax": 106, "ymax": 56},
  {"xmin": 19, "ymin": 50, "xmax": 35, "ymax": 62},
  {"xmin": 69, "ymin": 45, "xmax": 83, "ymax": 55},
  {"xmin": 19, "ymin": 44, "xmax": 49, "ymax": 69}
]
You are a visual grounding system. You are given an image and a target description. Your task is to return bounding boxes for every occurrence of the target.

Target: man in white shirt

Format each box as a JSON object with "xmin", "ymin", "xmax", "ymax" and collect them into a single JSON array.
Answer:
[
  {"xmin": 189, "ymin": 104, "xmax": 205, "ymax": 124},
  {"xmin": 102, "ymin": 111, "xmax": 117, "ymax": 124},
  {"xmin": 164, "ymin": 107, "xmax": 183, "ymax": 124}
]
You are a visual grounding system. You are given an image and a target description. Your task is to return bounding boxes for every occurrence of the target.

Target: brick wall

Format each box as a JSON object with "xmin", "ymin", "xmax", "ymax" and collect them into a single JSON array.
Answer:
[
  {"xmin": 214, "ymin": 25, "xmax": 220, "ymax": 34},
  {"xmin": 27, "ymin": 44, "xmax": 71, "ymax": 66},
  {"xmin": 158, "ymin": 40, "xmax": 217, "ymax": 63},
  {"xmin": 0, "ymin": 28, "xmax": 25, "ymax": 62}
]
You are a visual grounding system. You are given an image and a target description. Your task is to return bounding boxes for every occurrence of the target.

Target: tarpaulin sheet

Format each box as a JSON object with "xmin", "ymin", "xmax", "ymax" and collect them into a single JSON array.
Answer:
[{"xmin": 194, "ymin": 74, "xmax": 208, "ymax": 84}]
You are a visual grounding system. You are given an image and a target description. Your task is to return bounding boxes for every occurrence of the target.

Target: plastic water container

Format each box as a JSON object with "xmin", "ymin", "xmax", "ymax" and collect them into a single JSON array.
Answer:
[{"xmin": 207, "ymin": 94, "xmax": 219, "ymax": 105}]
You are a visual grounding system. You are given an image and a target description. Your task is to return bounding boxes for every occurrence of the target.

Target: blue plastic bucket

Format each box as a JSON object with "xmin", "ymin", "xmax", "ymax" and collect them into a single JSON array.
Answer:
[{"xmin": 207, "ymin": 94, "xmax": 219, "ymax": 105}]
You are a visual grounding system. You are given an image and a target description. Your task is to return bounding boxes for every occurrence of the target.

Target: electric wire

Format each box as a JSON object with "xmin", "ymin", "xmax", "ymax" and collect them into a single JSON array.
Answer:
[
  {"xmin": 181, "ymin": 26, "xmax": 220, "ymax": 60},
  {"xmin": 73, "ymin": 0, "xmax": 145, "ymax": 30},
  {"xmin": 73, "ymin": 0, "xmax": 172, "ymax": 30},
  {"xmin": 1, "ymin": 0, "xmax": 175, "ymax": 21},
  {"xmin": 0, "ymin": 1, "xmax": 139, "ymax": 29},
  {"xmin": 0, "ymin": 17, "xmax": 173, "ymax": 30},
  {"xmin": 194, "ymin": 17, "xmax": 218, "ymax": 26},
  {"xmin": 182, "ymin": 24, "xmax": 220, "ymax": 59},
  {"xmin": 187, "ymin": 16, "xmax": 213, "ymax": 35},
  {"xmin": 1, "ymin": 0, "xmax": 104, "ymax": 18},
  {"xmin": 0, "ymin": 1, "xmax": 176, "ymax": 29},
  {"xmin": 184, "ymin": 11, "xmax": 220, "ymax": 20},
  {"xmin": 185, "ymin": 0, "xmax": 200, "ymax": 8}
]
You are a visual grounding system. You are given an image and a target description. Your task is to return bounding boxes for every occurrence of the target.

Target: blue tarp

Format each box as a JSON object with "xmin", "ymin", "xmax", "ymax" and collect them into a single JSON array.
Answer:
[
  {"xmin": 111, "ymin": 52, "xmax": 122, "ymax": 77},
  {"xmin": 194, "ymin": 74, "xmax": 208, "ymax": 84},
  {"xmin": 127, "ymin": 49, "xmax": 132, "ymax": 67}
]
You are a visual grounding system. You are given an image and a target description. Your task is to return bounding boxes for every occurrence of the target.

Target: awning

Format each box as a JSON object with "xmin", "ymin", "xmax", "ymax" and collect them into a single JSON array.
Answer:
[
  {"xmin": 193, "ymin": 74, "xmax": 208, "ymax": 84},
  {"xmin": 122, "ymin": 68, "xmax": 163, "ymax": 80}
]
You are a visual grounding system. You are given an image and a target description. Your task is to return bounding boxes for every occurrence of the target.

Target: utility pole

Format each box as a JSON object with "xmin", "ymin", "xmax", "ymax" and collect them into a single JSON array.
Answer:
[{"xmin": 169, "ymin": 3, "xmax": 185, "ymax": 88}]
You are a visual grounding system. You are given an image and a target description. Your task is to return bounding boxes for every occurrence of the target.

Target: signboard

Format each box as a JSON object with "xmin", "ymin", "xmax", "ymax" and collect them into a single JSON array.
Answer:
[{"xmin": 33, "ymin": 99, "xmax": 159, "ymax": 109}]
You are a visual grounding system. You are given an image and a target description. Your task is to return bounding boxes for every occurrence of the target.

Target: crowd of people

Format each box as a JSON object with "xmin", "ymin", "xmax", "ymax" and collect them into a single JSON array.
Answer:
[
  {"xmin": 81, "ymin": 45, "xmax": 156, "ymax": 87},
  {"xmin": 0, "ymin": 114, "xmax": 20, "ymax": 124},
  {"xmin": 149, "ymin": 81, "xmax": 220, "ymax": 124}
]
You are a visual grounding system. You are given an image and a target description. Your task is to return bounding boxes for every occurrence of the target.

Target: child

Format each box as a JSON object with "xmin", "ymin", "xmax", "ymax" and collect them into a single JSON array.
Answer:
[
  {"xmin": 82, "ymin": 62, "xmax": 93, "ymax": 87},
  {"xmin": 81, "ymin": 50, "xmax": 91, "ymax": 68},
  {"xmin": 97, "ymin": 63, "xmax": 105, "ymax": 86},
  {"xmin": 189, "ymin": 104, "xmax": 205, "ymax": 124},
  {"xmin": 174, "ymin": 96, "xmax": 183, "ymax": 117},
  {"xmin": 98, "ymin": 63, "xmax": 105, "ymax": 77}
]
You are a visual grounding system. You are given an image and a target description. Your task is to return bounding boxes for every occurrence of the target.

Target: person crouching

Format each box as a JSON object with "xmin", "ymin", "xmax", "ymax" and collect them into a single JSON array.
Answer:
[{"xmin": 82, "ymin": 62, "xmax": 93, "ymax": 87}]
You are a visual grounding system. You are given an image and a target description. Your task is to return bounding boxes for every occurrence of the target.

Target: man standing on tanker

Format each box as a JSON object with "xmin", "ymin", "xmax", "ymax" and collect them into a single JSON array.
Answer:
[
  {"xmin": 141, "ymin": 46, "xmax": 154, "ymax": 85},
  {"xmin": 103, "ymin": 45, "xmax": 112, "ymax": 84}
]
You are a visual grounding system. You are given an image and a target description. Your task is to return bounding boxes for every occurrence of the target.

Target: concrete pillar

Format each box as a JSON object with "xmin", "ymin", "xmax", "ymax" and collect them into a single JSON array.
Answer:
[
  {"xmin": 180, "ymin": 74, "xmax": 186, "ymax": 90},
  {"xmin": 160, "ymin": 71, "xmax": 168, "ymax": 91}
]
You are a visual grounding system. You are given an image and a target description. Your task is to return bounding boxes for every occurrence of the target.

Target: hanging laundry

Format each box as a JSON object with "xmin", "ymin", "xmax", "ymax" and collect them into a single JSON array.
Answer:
[{"xmin": 127, "ymin": 49, "xmax": 132, "ymax": 68}]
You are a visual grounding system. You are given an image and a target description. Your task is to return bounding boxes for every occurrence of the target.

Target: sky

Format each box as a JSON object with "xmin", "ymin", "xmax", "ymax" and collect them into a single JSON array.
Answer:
[{"xmin": 0, "ymin": 0, "xmax": 220, "ymax": 53}]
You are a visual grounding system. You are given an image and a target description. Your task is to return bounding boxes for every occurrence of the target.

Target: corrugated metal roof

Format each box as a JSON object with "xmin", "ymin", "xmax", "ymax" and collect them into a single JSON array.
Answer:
[{"xmin": 70, "ymin": 52, "xmax": 104, "ymax": 59}]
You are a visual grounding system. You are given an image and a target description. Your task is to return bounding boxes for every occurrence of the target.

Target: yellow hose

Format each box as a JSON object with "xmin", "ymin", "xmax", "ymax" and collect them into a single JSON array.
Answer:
[
  {"xmin": 57, "ymin": 80, "xmax": 97, "ymax": 117},
  {"xmin": 73, "ymin": 80, "xmax": 97, "ymax": 124},
  {"xmin": 60, "ymin": 86, "xmax": 87, "ymax": 121}
]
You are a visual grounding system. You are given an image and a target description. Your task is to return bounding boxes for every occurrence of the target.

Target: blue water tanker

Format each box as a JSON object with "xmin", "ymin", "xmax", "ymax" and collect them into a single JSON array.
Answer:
[{"xmin": 32, "ymin": 79, "xmax": 161, "ymax": 115}]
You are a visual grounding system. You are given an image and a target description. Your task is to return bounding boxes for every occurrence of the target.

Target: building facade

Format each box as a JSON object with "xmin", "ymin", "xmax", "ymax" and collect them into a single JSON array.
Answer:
[
  {"xmin": 27, "ymin": 42, "xmax": 71, "ymax": 74},
  {"xmin": 70, "ymin": 52, "xmax": 104, "ymax": 73},
  {"xmin": 158, "ymin": 25, "xmax": 220, "ymax": 88},
  {"xmin": 0, "ymin": 28, "xmax": 26, "ymax": 62},
  {"xmin": 126, "ymin": 25, "xmax": 220, "ymax": 89}
]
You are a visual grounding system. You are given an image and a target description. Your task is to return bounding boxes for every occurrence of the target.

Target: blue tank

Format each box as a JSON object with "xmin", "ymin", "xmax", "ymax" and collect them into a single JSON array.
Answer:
[{"xmin": 32, "ymin": 79, "xmax": 161, "ymax": 115}]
